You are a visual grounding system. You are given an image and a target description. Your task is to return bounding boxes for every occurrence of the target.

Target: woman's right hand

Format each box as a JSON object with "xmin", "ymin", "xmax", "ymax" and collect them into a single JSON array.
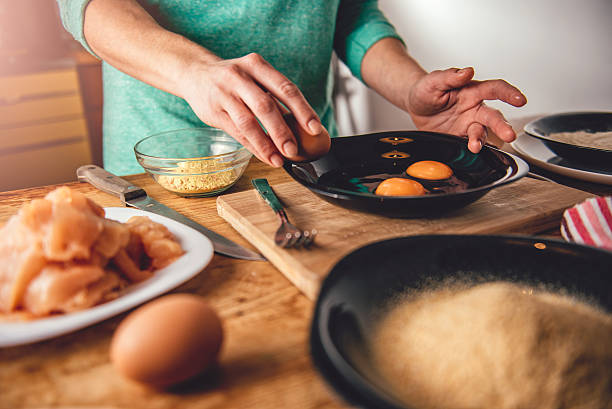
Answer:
[
  {"xmin": 82, "ymin": 0, "xmax": 322, "ymax": 168},
  {"xmin": 179, "ymin": 52, "xmax": 323, "ymax": 167}
]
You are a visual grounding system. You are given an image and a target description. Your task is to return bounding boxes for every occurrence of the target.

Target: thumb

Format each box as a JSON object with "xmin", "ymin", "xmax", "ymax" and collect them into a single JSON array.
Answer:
[{"xmin": 436, "ymin": 67, "xmax": 475, "ymax": 91}]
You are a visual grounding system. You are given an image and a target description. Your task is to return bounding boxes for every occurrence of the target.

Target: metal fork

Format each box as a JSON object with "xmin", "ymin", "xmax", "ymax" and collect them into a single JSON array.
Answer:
[{"xmin": 252, "ymin": 178, "xmax": 316, "ymax": 248}]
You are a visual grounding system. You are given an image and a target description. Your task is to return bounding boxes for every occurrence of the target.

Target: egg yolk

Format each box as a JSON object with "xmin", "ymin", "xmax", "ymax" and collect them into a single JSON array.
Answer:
[
  {"xmin": 375, "ymin": 178, "xmax": 426, "ymax": 196},
  {"xmin": 406, "ymin": 160, "xmax": 453, "ymax": 180}
]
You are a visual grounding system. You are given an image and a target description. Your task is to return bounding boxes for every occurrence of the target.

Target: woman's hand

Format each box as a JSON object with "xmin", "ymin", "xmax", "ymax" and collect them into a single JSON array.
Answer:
[
  {"xmin": 361, "ymin": 38, "xmax": 527, "ymax": 153},
  {"xmin": 180, "ymin": 53, "xmax": 324, "ymax": 167},
  {"xmin": 83, "ymin": 0, "xmax": 322, "ymax": 167},
  {"xmin": 405, "ymin": 67, "xmax": 527, "ymax": 153}
]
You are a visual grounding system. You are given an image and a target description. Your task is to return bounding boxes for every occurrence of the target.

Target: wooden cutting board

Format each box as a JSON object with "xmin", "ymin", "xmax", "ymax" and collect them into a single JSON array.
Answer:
[{"xmin": 217, "ymin": 178, "xmax": 592, "ymax": 300}]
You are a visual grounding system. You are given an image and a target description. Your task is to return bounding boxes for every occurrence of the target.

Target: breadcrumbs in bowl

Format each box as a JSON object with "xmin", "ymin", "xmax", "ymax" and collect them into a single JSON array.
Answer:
[{"xmin": 134, "ymin": 128, "xmax": 253, "ymax": 197}]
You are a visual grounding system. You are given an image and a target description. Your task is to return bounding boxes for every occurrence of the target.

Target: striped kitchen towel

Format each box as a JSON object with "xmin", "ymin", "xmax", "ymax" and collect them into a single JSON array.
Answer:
[{"xmin": 561, "ymin": 196, "xmax": 612, "ymax": 251}]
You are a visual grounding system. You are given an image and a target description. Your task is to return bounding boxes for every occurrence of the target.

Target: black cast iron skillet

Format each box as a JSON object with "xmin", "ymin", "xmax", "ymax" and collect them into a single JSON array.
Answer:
[
  {"xmin": 524, "ymin": 111, "xmax": 612, "ymax": 169},
  {"xmin": 310, "ymin": 235, "xmax": 612, "ymax": 409},
  {"xmin": 284, "ymin": 131, "xmax": 529, "ymax": 218}
]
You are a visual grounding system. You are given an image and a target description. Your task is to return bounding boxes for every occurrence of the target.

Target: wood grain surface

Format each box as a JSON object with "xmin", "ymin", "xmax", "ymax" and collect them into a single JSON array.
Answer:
[
  {"xmin": 0, "ymin": 148, "xmax": 608, "ymax": 409},
  {"xmin": 217, "ymin": 177, "xmax": 592, "ymax": 299},
  {"xmin": 0, "ymin": 161, "xmax": 346, "ymax": 409}
]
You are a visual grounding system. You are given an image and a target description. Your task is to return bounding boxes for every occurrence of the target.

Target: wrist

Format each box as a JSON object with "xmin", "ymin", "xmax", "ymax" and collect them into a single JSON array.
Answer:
[
  {"xmin": 362, "ymin": 38, "xmax": 427, "ymax": 111},
  {"xmin": 170, "ymin": 38, "xmax": 222, "ymax": 101},
  {"xmin": 401, "ymin": 69, "xmax": 427, "ymax": 113}
]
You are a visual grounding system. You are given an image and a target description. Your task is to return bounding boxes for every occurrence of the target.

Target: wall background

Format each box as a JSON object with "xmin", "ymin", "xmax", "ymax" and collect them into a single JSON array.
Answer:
[{"xmin": 335, "ymin": 0, "xmax": 612, "ymax": 135}]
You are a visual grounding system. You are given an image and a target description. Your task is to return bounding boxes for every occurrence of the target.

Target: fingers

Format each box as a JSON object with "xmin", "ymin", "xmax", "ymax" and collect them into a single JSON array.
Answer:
[
  {"xmin": 221, "ymin": 121, "xmax": 258, "ymax": 159},
  {"xmin": 429, "ymin": 67, "xmax": 475, "ymax": 91},
  {"xmin": 214, "ymin": 56, "xmax": 299, "ymax": 164},
  {"xmin": 475, "ymin": 104, "xmax": 517, "ymax": 143},
  {"xmin": 471, "ymin": 78, "xmax": 527, "ymax": 107},
  {"xmin": 216, "ymin": 109, "xmax": 261, "ymax": 160},
  {"xmin": 234, "ymin": 82, "xmax": 298, "ymax": 158},
  {"xmin": 466, "ymin": 123, "xmax": 486, "ymax": 153},
  {"xmin": 239, "ymin": 53, "xmax": 323, "ymax": 135},
  {"xmin": 219, "ymin": 110, "xmax": 285, "ymax": 167},
  {"xmin": 431, "ymin": 67, "xmax": 526, "ymax": 108},
  {"xmin": 224, "ymin": 53, "xmax": 324, "ymax": 165},
  {"xmin": 407, "ymin": 66, "xmax": 526, "ymax": 149},
  {"xmin": 221, "ymin": 96, "xmax": 285, "ymax": 167},
  {"xmin": 186, "ymin": 53, "xmax": 321, "ymax": 168}
]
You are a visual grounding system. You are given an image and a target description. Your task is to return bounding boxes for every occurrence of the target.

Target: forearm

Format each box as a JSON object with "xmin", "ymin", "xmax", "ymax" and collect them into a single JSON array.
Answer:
[
  {"xmin": 83, "ymin": 0, "xmax": 217, "ymax": 99},
  {"xmin": 81, "ymin": 0, "xmax": 326, "ymax": 167},
  {"xmin": 360, "ymin": 37, "xmax": 427, "ymax": 110}
]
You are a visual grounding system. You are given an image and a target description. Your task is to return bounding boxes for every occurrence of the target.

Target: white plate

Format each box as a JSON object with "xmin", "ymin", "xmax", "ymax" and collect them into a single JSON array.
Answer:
[
  {"xmin": 511, "ymin": 133, "xmax": 612, "ymax": 186},
  {"xmin": 0, "ymin": 207, "xmax": 214, "ymax": 348}
]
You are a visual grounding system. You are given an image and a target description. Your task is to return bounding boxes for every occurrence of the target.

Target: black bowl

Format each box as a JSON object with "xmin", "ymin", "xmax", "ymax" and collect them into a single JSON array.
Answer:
[
  {"xmin": 310, "ymin": 235, "xmax": 612, "ymax": 409},
  {"xmin": 524, "ymin": 112, "xmax": 612, "ymax": 168},
  {"xmin": 283, "ymin": 131, "xmax": 528, "ymax": 218}
]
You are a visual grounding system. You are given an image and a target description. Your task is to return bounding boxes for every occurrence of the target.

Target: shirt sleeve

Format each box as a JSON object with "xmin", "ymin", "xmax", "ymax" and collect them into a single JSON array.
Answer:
[
  {"xmin": 334, "ymin": 0, "xmax": 404, "ymax": 82},
  {"xmin": 55, "ymin": 0, "xmax": 98, "ymax": 57}
]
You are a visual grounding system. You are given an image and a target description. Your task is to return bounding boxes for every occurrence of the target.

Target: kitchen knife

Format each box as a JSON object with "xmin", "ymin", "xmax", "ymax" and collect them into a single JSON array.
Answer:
[{"xmin": 76, "ymin": 165, "xmax": 265, "ymax": 261}]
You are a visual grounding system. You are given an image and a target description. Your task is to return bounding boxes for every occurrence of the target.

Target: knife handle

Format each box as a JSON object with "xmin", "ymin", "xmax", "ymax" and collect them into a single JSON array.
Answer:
[
  {"xmin": 76, "ymin": 165, "xmax": 146, "ymax": 202},
  {"xmin": 252, "ymin": 178, "xmax": 285, "ymax": 214}
]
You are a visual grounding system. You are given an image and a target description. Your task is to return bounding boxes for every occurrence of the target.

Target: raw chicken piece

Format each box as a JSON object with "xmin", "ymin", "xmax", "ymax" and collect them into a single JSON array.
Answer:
[
  {"xmin": 94, "ymin": 218, "xmax": 130, "ymax": 258},
  {"xmin": 0, "ymin": 187, "xmax": 183, "ymax": 318},
  {"xmin": 21, "ymin": 187, "xmax": 106, "ymax": 261},
  {"xmin": 113, "ymin": 249, "xmax": 153, "ymax": 283},
  {"xmin": 0, "ymin": 187, "xmax": 114, "ymax": 313},
  {"xmin": 22, "ymin": 263, "xmax": 106, "ymax": 315},
  {"xmin": 109, "ymin": 217, "xmax": 184, "ymax": 282},
  {"xmin": 0, "ymin": 218, "xmax": 46, "ymax": 312},
  {"xmin": 126, "ymin": 216, "xmax": 184, "ymax": 269}
]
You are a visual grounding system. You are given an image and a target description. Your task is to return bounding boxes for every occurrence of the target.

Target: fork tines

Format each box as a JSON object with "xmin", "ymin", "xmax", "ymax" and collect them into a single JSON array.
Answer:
[
  {"xmin": 300, "ymin": 229, "xmax": 317, "ymax": 247},
  {"xmin": 280, "ymin": 229, "xmax": 317, "ymax": 248}
]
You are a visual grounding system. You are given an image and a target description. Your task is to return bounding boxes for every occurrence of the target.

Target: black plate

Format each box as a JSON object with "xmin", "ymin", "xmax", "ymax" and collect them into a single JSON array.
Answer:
[
  {"xmin": 310, "ymin": 235, "xmax": 612, "ymax": 409},
  {"xmin": 283, "ymin": 131, "xmax": 528, "ymax": 218},
  {"xmin": 524, "ymin": 112, "xmax": 612, "ymax": 168}
]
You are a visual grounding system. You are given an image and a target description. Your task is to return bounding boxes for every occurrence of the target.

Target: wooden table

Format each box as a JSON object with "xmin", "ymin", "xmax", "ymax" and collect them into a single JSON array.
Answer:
[{"xmin": 1, "ymin": 156, "xmax": 610, "ymax": 409}]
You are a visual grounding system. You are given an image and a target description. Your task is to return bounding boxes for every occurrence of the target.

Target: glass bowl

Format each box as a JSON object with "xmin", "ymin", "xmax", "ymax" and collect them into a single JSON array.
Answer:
[{"xmin": 134, "ymin": 128, "xmax": 253, "ymax": 197}]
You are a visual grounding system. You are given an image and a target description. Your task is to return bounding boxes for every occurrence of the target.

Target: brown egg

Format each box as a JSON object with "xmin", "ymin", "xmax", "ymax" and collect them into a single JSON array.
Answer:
[
  {"xmin": 283, "ymin": 113, "xmax": 331, "ymax": 162},
  {"xmin": 375, "ymin": 178, "xmax": 426, "ymax": 196},
  {"xmin": 110, "ymin": 294, "xmax": 223, "ymax": 388},
  {"xmin": 406, "ymin": 160, "xmax": 453, "ymax": 180}
]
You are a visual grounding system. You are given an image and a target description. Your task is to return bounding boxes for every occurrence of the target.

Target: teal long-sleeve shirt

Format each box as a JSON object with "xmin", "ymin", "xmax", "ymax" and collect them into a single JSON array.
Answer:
[{"xmin": 57, "ymin": 0, "xmax": 402, "ymax": 175}]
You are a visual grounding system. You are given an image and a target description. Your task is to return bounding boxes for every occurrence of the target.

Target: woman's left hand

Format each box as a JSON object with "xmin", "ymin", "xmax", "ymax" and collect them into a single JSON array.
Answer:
[{"xmin": 405, "ymin": 67, "xmax": 527, "ymax": 153}]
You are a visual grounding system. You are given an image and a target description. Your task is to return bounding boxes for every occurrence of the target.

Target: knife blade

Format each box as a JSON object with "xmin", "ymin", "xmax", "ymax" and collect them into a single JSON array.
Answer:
[{"xmin": 76, "ymin": 165, "xmax": 265, "ymax": 261}]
